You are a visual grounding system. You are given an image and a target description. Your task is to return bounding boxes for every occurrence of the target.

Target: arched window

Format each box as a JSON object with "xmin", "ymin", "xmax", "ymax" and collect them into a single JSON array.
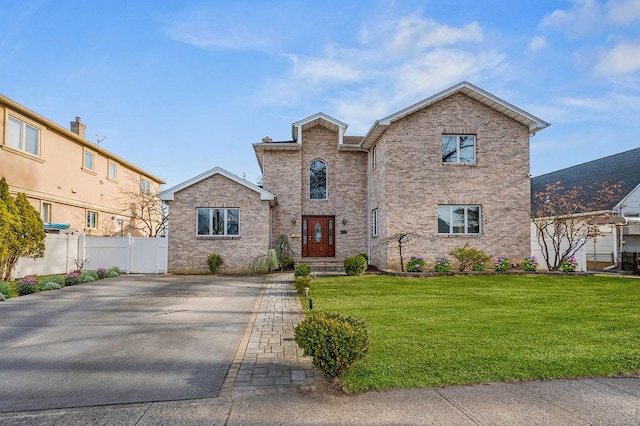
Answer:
[{"xmin": 309, "ymin": 159, "xmax": 327, "ymax": 199}]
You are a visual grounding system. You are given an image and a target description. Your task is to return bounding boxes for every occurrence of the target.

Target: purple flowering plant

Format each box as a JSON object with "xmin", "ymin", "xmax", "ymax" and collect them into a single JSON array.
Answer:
[
  {"xmin": 17, "ymin": 277, "xmax": 38, "ymax": 295},
  {"xmin": 494, "ymin": 256, "xmax": 509, "ymax": 272},
  {"xmin": 523, "ymin": 255, "xmax": 538, "ymax": 272},
  {"xmin": 406, "ymin": 256, "xmax": 426, "ymax": 272},
  {"xmin": 96, "ymin": 267, "xmax": 109, "ymax": 279},
  {"xmin": 434, "ymin": 257, "xmax": 451, "ymax": 273},
  {"xmin": 560, "ymin": 256, "xmax": 578, "ymax": 272},
  {"xmin": 65, "ymin": 272, "xmax": 81, "ymax": 286}
]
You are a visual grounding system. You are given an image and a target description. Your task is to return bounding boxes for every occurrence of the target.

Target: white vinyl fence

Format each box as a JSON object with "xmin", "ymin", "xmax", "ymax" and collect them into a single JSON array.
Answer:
[
  {"xmin": 13, "ymin": 234, "xmax": 168, "ymax": 278},
  {"xmin": 530, "ymin": 223, "xmax": 587, "ymax": 272}
]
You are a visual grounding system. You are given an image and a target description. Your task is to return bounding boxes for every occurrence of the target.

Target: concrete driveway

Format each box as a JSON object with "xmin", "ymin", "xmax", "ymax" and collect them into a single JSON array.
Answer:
[{"xmin": 0, "ymin": 274, "xmax": 263, "ymax": 412}]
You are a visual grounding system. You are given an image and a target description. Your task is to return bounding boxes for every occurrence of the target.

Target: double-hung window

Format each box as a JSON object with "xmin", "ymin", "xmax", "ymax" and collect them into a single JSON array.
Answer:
[
  {"xmin": 442, "ymin": 135, "xmax": 476, "ymax": 163},
  {"xmin": 437, "ymin": 205, "xmax": 481, "ymax": 234},
  {"xmin": 86, "ymin": 211, "xmax": 98, "ymax": 229},
  {"xmin": 108, "ymin": 160, "xmax": 118, "ymax": 181},
  {"xmin": 83, "ymin": 149, "xmax": 96, "ymax": 172},
  {"xmin": 42, "ymin": 203, "xmax": 51, "ymax": 223},
  {"xmin": 141, "ymin": 178, "xmax": 151, "ymax": 195},
  {"xmin": 197, "ymin": 208, "xmax": 240, "ymax": 236},
  {"xmin": 6, "ymin": 115, "xmax": 41, "ymax": 157}
]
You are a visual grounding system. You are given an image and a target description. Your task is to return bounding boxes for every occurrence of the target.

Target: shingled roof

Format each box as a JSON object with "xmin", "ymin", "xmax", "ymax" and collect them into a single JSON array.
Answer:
[{"xmin": 531, "ymin": 147, "xmax": 640, "ymax": 213}]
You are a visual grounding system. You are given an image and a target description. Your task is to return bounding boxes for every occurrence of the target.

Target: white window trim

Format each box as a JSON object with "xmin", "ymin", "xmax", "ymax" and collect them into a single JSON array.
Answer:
[
  {"xmin": 41, "ymin": 202, "xmax": 51, "ymax": 224},
  {"xmin": 141, "ymin": 178, "xmax": 151, "ymax": 195},
  {"xmin": 372, "ymin": 145, "xmax": 377, "ymax": 170},
  {"xmin": 83, "ymin": 148, "xmax": 97, "ymax": 174},
  {"xmin": 86, "ymin": 210, "xmax": 98, "ymax": 229},
  {"xmin": 442, "ymin": 134, "xmax": 476, "ymax": 164},
  {"xmin": 4, "ymin": 112, "xmax": 44, "ymax": 159},
  {"xmin": 107, "ymin": 160, "xmax": 118, "ymax": 182},
  {"xmin": 196, "ymin": 207, "xmax": 240, "ymax": 237},
  {"xmin": 438, "ymin": 205, "xmax": 482, "ymax": 235}
]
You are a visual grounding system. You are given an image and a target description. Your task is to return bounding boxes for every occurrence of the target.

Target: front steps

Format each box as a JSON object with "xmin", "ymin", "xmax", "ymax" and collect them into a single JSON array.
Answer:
[{"xmin": 295, "ymin": 258, "xmax": 345, "ymax": 274}]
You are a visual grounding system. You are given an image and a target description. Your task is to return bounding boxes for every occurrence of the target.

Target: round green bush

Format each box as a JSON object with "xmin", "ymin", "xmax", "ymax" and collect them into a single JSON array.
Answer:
[
  {"xmin": 294, "ymin": 312, "xmax": 370, "ymax": 378},
  {"xmin": 207, "ymin": 253, "xmax": 223, "ymax": 273},
  {"xmin": 344, "ymin": 255, "xmax": 367, "ymax": 276},
  {"xmin": 108, "ymin": 266, "xmax": 121, "ymax": 275},
  {"xmin": 42, "ymin": 282, "xmax": 62, "ymax": 290},
  {"xmin": 293, "ymin": 263, "xmax": 311, "ymax": 277},
  {"xmin": 17, "ymin": 277, "xmax": 38, "ymax": 295},
  {"xmin": 108, "ymin": 270, "xmax": 119, "ymax": 278},
  {"xmin": 80, "ymin": 273, "xmax": 96, "ymax": 283}
]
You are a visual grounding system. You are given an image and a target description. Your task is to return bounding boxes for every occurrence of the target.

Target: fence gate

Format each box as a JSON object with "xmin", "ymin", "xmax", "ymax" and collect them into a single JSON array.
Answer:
[{"xmin": 621, "ymin": 252, "xmax": 639, "ymax": 272}]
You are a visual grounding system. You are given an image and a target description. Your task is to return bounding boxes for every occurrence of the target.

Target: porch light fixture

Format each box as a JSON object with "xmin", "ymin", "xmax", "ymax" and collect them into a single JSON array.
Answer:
[
  {"xmin": 342, "ymin": 218, "xmax": 347, "ymax": 225},
  {"xmin": 292, "ymin": 217, "xmax": 297, "ymax": 225}
]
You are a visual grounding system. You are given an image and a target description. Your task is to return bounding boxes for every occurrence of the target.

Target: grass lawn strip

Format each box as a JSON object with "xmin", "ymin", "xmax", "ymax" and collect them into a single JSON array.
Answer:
[{"xmin": 303, "ymin": 274, "xmax": 640, "ymax": 392}]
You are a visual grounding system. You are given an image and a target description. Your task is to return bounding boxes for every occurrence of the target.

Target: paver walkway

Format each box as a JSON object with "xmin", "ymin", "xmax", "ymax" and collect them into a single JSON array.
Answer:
[{"xmin": 219, "ymin": 273, "xmax": 324, "ymax": 396}]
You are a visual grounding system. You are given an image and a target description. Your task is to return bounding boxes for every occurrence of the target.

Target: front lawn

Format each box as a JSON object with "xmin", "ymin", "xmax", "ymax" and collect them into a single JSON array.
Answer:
[{"xmin": 302, "ymin": 274, "xmax": 640, "ymax": 392}]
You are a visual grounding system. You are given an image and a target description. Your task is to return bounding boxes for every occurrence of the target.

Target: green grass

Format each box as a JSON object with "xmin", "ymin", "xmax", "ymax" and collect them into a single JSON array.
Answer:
[{"xmin": 302, "ymin": 274, "xmax": 640, "ymax": 392}]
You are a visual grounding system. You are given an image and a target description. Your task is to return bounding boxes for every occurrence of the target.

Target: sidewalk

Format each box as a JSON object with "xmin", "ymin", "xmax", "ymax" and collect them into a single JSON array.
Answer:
[{"xmin": 1, "ymin": 273, "xmax": 638, "ymax": 425}]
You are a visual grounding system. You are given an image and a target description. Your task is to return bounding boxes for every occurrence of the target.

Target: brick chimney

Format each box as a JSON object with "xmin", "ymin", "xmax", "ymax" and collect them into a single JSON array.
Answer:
[
  {"xmin": 262, "ymin": 136, "xmax": 273, "ymax": 143},
  {"xmin": 70, "ymin": 117, "xmax": 86, "ymax": 139}
]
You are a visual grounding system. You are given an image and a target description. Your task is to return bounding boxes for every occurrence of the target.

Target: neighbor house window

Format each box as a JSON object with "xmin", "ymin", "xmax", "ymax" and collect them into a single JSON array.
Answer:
[
  {"xmin": 6, "ymin": 114, "xmax": 41, "ymax": 157},
  {"xmin": 42, "ymin": 202, "xmax": 51, "ymax": 223},
  {"xmin": 372, "ymin": 209, "xmax": 379, "ymax": 236},
  {"xmin": 442, "ymin": 135, "xmax": 476, "ymax": 163},
  {"xmin": 437, "ymin": 205, "xmax": 481, "ymax": 234},
  {"xmin": 141, "ymin": 178, "xmax": 151, "ymax": 195},
  {"xmin": 197, "ymin": 208, "xmax": 239, "ymax": 236},
  {"xmin": 86, "ymin": 211, "xmax": 98, "ymax": 229},
  {"xmin": 83, "ymin": 149, "xmax": 95, "ymax": 172},
  {"xmin": 309, "ymin": 159, "xmax": 327, "ymax": 199},
  {"xmin": 108, "ymin": 160, "xmax": 118, "ymax": 180}
]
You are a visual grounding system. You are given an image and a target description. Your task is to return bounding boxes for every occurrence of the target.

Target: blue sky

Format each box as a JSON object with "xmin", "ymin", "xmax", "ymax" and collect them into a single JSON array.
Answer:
[{"xmin": 2, "ymin": 0, "xmax": 640, "ymax": 187}]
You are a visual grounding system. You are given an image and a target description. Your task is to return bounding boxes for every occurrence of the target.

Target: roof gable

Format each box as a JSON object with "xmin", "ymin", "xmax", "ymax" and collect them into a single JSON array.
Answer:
[
  {"xmin": 360, "ymin": 81, "xmax": 550, "ymax": 149},
  {"xmin": 159, "ymin": 166, "xmax": 276, "ymax": 204}
]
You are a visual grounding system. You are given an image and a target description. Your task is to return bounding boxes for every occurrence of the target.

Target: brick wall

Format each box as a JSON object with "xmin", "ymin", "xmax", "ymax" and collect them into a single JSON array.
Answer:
[
  {"xmin": 166, "ymin": 174, "xmax": 272, "ymax": 273},
  {"xmin": 370, "ymin": 92, "xmax": 531, "ymax": 270}
]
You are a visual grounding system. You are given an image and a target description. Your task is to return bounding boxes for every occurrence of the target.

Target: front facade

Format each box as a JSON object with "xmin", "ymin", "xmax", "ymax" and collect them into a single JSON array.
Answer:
[
  {"xmin": 0, "ymin": 94, "xmax": 164, "ymax": 236},
  {"xmin": 162, "ymin": 82, "xmax": 549, "ymax": 273}
]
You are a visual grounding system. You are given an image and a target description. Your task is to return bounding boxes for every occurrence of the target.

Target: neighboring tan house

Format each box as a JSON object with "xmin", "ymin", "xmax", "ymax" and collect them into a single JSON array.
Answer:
[
  {"xmin": 1, "ymin": 94, "xmax": 165, "ymax": 236},
  {"xmin": 531, "ymin": 147, "xmax": 640, "ymax": 270},
  {"xmin": 161, "ymin": 81, "xmax": 549, "ymax": 273}
]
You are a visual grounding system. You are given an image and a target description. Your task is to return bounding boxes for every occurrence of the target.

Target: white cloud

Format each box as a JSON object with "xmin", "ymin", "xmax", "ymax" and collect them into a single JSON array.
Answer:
[
  {"xmin": 606, "ymin": 0, "xmax": 640, "ymax": 24},
  {"xmin": 290, "ymin": 56, "xmax": 363, "ymax": 83},
  {"xmin": 594, "ymin": 41, "xmax": 640, "ymax": 75},
  {"xmin": 527, "ymin": 36, "xmax": 548, "ymax": 54},
  {"xmin": 541, "ymin": 0, "xmax": 603, "ymax": 35}
]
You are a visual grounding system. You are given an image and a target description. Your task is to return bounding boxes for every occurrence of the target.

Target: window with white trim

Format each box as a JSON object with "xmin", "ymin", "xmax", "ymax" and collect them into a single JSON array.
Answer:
[
  {"xmin": 6, "ymin": 114, "xmax": 41, "ymax": 157},
  {"xmin": 197, "ymin": 208, "xmax": 239, "ymax": 236},
  {"xmin": 83, "ymin": 149, "xmax": 95, "ymax": 171},
  {"xmin": 372, "ymin": 209, "xmax": 379, "ymax": 236},
  {"xmin": 108, "ymin": 160, "xmax": 118, "ymax": 180},
  {"xmin": 437, "ymin": 205, "xmax": 481, "ymax": 234},
  {"xmin": 372, "ymin": 145, "xmax": 377, "ymax": 169},
  {"xmin": 442, "ymin": 135, "xmax": 476, "ymax": 163},
  {"xmin": 309, "ymin": 159, "xmax": 327, "ymax": 200},
  {"xmin": 42, "ymin": 202, "xmax": 51, "ymax": 223},
  {"xmin": 86, "ymin": 211, "xmax": 98, "ymax": 229},
  {"xmin": 141, "ymin": 178, "xmax": 151, "ymax": 195}
]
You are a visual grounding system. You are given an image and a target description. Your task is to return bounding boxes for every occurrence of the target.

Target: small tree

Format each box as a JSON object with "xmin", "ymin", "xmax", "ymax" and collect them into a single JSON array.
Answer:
[
  {"xmin": 449, "ymin": 243, "xmax": 490, "ymax": 271},
  {"xmin": 376, "ymin": 232, "xmax": 424, "ymax": 272},
  {"xmin": 114, "ymin": 174, "xmax": 167, "ymax": 237},
  {"xmin": 531, "ymin": 180, "xmax": 623, "ymax": 271},
  {"xmin": 0, "ymin": 177, "xmax": 46, "ymax": 280}
]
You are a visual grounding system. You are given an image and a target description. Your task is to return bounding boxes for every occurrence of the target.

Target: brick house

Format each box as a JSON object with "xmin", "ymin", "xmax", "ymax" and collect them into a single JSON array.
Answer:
[{"xmin": 161, "ymin": 82, "xmax": 549, "ymax": 273}]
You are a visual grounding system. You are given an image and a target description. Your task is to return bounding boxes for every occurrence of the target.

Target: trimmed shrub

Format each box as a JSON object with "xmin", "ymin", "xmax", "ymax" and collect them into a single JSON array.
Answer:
[
  {"xmin": 344, "ymin": 255, "xmax": 367, "ymax": 276},
  {"xmin": 96, "ymin": 267, "xmax": 109, "ymax": 279},
  {"xmin": 65, "ymin": 272, "xmax": 81, "ymax": 286},
  {"xmin": 207, "ymin": 253, "xmax": 223, "ymax": 273},
  {"xmin": 17, "ymin": 277, "xmax": 38, "ymax": 295},
  {"xmin": 294, "ymin": 275, "xmax": 312, "ymax": 295},
  {"xmin": 39, "ymin": 275, "xmax": 65, "ymax": 288},
  {"xmin": 406, "ymin": 256, "xmax": 426, "ymax": 273},
  {"xmin": 108, "ymin": 266, "xmax": 121, "ymax": 275},
  {"xmin": 279, "ymin": 256, "xmax": 293, "ymax": 270},
  {"xmin": 80, "ymin": 274, "xmax": 95, "ymax": 283},
  {"xmin": 294, "ymin": 263, "xmax": 311, "ymax": 278},
  {"xmin": 42, "ymin": 282, "xmax": 62, "ymax": 290},
  {"xmin": 449, "ymin": 243, "xmax": 490, "ymax": 272},
  {"xmin": 294, "ymin": 312, "xmax": 370, "ymax": 378},
  {"xmin": 108, "ymin": 270, "xmax": 120, "ymax": 278},
  {"xmin": 83, "ymin": 271, "xmax": 98, "ymax": 281}
]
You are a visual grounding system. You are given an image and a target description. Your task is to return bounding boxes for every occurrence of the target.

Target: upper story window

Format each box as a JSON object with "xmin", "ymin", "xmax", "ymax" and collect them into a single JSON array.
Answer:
[
  {"xmin": 42, "ymin": 202, "xmax": 51, "ymax": 223},
  {"xmin": 372, "ymin": 208, "xmax": 379, "ymax": 236},
  {"xmin": 442, "ymin": 135, "xmax": 476, "ymax": 164},
  {"xmin": 372, "ymin": 146, "xmax": 377, "ymax": 169},
  {"xmin": 309, "ymin": 159, "xmax": 327, "ymax": 200},
  {"xmin": 438, "ymin": 205, "xmax": 481, "ymax": 234},
  {"xmin": 141, "ymin": 178, "xmax": 151, "ymax": 195},
  {"xmin": 83, "ymin": 149, "xmax": 96, "ymax": 172},
  {"xmin": 6, "ymin": 114, "xmax": 41, "ymax": 157},
  {"xmin": 108, "ymin": 160, "xmax": 118, "ymax": 181},
  {"xmin": 197, "ymin": 208, "xmax": 239, "ymax": 236}
]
